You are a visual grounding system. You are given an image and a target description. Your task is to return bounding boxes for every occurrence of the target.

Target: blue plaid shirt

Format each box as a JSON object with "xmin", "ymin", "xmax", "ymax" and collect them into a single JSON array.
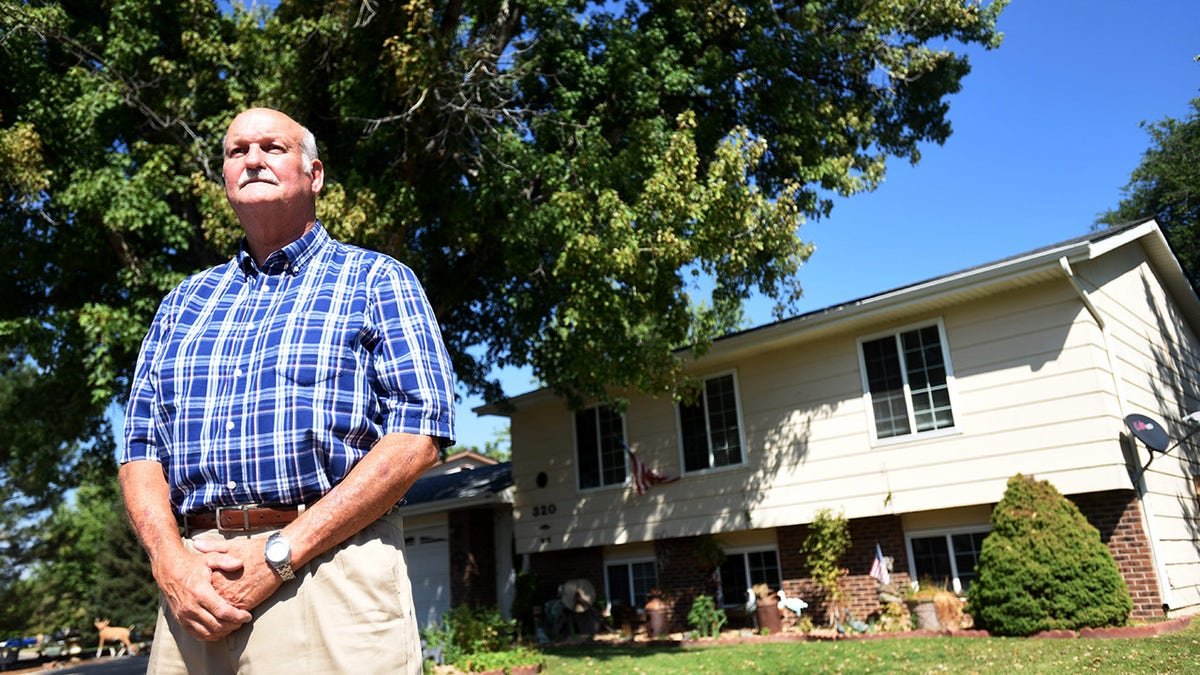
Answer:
[{"xmin": 121, "ymin": 223, "xmax": 456, "ymax": 515}]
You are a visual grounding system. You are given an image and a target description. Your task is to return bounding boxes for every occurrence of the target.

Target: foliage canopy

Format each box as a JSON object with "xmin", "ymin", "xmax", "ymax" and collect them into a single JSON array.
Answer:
[
  {"xmin": 0, "ymin": 0, "xmax": 1005, "ymax": 509},
  {"xmin": 1099, "ymin": 97, "xmax": 1200, "ymax": 291}
]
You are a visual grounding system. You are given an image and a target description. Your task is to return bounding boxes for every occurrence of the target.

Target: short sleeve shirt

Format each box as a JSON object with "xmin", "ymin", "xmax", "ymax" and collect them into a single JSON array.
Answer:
[{"xmin": 121, "ymin": 223, "xmax": 456, "ymax": 514}]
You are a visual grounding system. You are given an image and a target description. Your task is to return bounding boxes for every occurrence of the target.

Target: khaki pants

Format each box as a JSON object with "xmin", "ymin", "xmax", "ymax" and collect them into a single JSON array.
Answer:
[{"xmin": 148, "ymin": 512, "xmax": 421, "ymax": 674}]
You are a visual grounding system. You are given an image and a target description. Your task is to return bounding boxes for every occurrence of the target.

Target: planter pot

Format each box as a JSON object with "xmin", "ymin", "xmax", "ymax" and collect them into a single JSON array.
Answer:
[
  {"xmin": 906, "ymin": 600, "xmax": 941, "ymax": 631},
  {"xmin": 645, "ymin": 609, "xmax": 669, "ymax": 638},
  {"xmin": 755, "ymin": 601, "xmax": 783, "ymax": 634}
]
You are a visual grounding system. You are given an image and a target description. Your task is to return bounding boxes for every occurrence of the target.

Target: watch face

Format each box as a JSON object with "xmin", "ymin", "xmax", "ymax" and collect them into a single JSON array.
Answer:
[{"xmin": 266, "ymin": 538, "xmax": 288, "ymax": 563}]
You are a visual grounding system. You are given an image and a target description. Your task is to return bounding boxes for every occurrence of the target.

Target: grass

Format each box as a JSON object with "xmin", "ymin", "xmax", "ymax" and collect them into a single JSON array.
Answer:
[{"xmin": 539, "ymin": 620, "xmax": 1200, "ymax": 674}]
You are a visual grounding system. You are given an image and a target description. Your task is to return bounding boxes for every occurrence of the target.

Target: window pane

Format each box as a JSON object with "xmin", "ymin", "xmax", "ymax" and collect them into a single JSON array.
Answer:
[
  {"xmin": 630, "ymin": 561, "xmax": 658, "ymax": 608},
  {"xmin": 863, "ymin": 336, "xmax": 911, "ymax": 438},
  {"xmin": 902, "ymin": 327, "xmax": 954, "ymax": 432},
  {"xmin": 718, "ymin": 553, "xmax": 748, "ymax": 606},
  {"xmin": 706, "ymin": 376, "xmax": 742, "ymax": 467},
  {"xmin": 910, "ymin": 535, "xmax": 953, "ymax": 588},
  {"xmin": 576, "ymin": 409, "xmax": 600, "ymax": 489},
  {"xmin": 680, "ymin": 399, "xmax": 710, "ymax": 472},
  {"xmin": 951, "ymin": 532, "xmax": 989, "ymax": 592},
  {"xmin": 746, "ymin": 550, "xmax": 781, "ymax": 591},
  {"xmin": 598, "ymin": 406, "xmax": 626, "ymax": 486},
  {"xmin": 606, "ymin": 564, "xmax": 633, "ymax": 609}
]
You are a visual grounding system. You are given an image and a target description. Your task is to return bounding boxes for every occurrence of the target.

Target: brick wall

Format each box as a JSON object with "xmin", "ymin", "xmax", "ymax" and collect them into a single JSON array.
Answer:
[
  {"xmin": 777, "ymin": 516, "xmax": 908, "ymax": 626},
  {"xmin": 1069, "ymin": 489, "xmax": 1163, "ymax": 620},
  {"xmin": 527, "ymin": 546, "xmax": 605, "ymax": 605},
  {"xmin": 653, "ymin": 535, "xmax": 723, "ymax": 631},
  {"xmin": 449, "ymin": 507, "xmax": 498, "ymax": 608}
]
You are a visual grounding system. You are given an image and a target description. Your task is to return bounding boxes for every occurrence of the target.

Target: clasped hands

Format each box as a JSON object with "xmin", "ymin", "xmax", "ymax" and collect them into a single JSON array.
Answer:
[{"xmin": 158, "ymin": 536, "xmax": 283, "ymax": 642}]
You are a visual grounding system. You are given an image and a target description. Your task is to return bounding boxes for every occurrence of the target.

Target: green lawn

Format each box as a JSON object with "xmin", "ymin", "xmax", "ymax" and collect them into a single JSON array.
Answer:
[{"xmin": 540, "ymin": 620, "xmax": 1200, "ymax": 674}]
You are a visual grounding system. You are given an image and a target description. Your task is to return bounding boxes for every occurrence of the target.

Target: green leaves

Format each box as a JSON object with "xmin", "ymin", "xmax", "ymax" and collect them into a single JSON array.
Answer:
[
  {"xmin": 0, "ymin": 0, "xmax": 1003, "ymax": 496},
  {"xmin": 1100, "ymin": 98, "xmax": 1200, "ymax": 291}
]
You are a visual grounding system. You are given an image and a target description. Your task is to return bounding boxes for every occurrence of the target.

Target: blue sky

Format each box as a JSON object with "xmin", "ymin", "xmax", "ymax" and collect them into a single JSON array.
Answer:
[{"xmin": 452, "ymin": 1, "xmax": 1200, "ymax": 450}]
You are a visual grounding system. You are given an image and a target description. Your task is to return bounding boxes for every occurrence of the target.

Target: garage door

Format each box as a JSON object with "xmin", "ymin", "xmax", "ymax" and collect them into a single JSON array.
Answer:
[{"xmin": 405, "ymin": 524, "xmax": 451, "ymax": 628}]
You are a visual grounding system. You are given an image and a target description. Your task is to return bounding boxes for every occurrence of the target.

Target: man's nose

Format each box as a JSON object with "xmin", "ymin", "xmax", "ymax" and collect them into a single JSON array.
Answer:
[{"xmin": 243, "ymin": 144, "xmax": 265, "ymax": 166}]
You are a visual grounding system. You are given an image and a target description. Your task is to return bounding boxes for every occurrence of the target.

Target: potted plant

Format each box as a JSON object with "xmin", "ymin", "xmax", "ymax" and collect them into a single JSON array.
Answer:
[
  {"xmin": 644, "ymin": 588, "xmax": 669, "ymax": 638},
  {"xmin": 752, "ymin": 583, "xmax": 783, "ymax": 634},
  {"xmin": 904, "ymin": 579, "xmax": 963, "ymax": 631}
]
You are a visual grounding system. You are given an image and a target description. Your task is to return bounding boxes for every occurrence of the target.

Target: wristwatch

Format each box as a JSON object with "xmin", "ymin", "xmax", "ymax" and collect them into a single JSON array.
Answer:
[{"xmin": 264, "ymin": 532, "xmax": 296, "ymax": 581}]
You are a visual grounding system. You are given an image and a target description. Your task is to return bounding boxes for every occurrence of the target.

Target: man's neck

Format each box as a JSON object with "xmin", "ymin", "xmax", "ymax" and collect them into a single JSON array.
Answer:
[{"xmin": 239, "ymin": 212, "xmax": 317, "ymax": 266}]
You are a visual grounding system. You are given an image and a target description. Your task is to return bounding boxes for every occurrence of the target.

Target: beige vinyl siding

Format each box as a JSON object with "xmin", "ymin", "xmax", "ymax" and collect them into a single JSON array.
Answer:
[
  {"xmin": 1074, "ymin": 244, "xmax": 1200, "ymax": 612},
  {"xmin": 510, "ymin": 274, "xmax": 1147, "ymax": 553}
]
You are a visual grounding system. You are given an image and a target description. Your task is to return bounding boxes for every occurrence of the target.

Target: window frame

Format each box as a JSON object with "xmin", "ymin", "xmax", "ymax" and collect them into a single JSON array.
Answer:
[
  {"xmin": 573, "ymin": 404, "xmax": 629, "ymax": 492},
  {"xmin": 857, "ymin": 319, "xmax": 959, "ymax": 446},
  {"xmin": 716, "ymin": 545, "xmax": 782, "ymax": 608},
  {"xmin": 603, "ymin": 556, "xmax": 659, "ymax": 615},
  {"xmin": 904, "ymin": 525, "xmax": 991, "ymax": 595},
  {"xmin": 675, "ymin": 370, "xmax": 747, "ymax": 474}
]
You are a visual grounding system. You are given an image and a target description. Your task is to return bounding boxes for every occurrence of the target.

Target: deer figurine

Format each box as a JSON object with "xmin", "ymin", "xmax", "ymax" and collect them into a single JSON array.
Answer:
[{"xmin": 93, "ymin": 618, "xmax": 138, "ymax": 657}]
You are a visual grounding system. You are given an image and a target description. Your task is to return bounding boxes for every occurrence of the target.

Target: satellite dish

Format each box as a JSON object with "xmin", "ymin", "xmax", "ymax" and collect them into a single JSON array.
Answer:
[{"xmin": 1125, "ymin": 413, "xmax": 1170, "ymax": 453}]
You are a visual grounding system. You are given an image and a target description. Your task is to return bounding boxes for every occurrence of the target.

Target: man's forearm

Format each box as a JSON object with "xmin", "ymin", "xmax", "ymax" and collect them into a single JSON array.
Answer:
[
  {"xmin": 285, "ymin": 431, "xmax": 439, "ymax": 568},
  {"xmin": 120, "ymin": 460, "xmax": 187, "ymax": 570}
]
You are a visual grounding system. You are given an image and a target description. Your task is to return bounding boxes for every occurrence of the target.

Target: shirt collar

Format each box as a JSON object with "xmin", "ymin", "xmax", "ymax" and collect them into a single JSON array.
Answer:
[{"xmin": 237, "ymin": 222, "xmax": 330, "ymax": 278}]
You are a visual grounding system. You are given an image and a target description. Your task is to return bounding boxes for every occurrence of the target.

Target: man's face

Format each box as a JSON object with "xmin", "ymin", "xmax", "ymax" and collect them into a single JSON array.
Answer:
[{"xmin": 222, "ymin": 108, "xmax": 322, "ymax": 213}]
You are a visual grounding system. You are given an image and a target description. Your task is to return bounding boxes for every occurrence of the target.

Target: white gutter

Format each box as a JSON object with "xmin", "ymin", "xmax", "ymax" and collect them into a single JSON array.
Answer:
[{"xmin": 1059, "ymin": 256, "xmax": 1172, "ymax": 610}]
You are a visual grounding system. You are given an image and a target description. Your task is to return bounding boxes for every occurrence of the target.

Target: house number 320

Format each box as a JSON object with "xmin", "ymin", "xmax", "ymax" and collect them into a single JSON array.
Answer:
[{"xmin": 531, "ymin": 504, "xmax": 557, "ymax": 517}]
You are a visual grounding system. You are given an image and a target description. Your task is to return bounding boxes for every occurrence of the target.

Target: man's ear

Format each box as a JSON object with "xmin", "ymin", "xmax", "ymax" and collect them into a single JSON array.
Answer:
[{"xmin": 309, "ymin": 158, "xmax": 324, "ymax": 195}]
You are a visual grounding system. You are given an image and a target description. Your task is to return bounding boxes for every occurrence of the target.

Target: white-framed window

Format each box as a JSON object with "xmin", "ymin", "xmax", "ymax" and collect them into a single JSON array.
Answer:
[
  {"xmin": 717, "ymin": 547, "xmax": 781, "ymax": 608},
  {"xmin": 858, "ymin": 321, "xmax": 957, "ymax": 442},
  {"xmin": 905, "ymin": 527, "xmax": 990, "ymax": 595},
  {"xmin": 575, "ymin": 404, "xmax": 627, "ymax": 490},
  {"xmin": 604, "ymin": 558, "xmax": 658, "ymax": 612},
  {"xmin": 678, "ymin": 371, "xmax": 745, "ymax": 473}
]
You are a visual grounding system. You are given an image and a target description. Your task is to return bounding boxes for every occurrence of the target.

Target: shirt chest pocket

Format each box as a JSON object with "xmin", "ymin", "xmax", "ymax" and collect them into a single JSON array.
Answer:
[
  {"xmin": 273, "ymin": 323, "xmax": 372, "ymax": 387},
  {"xmin": 275, "ymin": 346, "xmax": 358, "ymax": 386}
]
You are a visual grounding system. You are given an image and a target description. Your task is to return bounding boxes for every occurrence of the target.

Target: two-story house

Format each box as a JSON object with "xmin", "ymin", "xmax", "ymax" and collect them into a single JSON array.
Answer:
[{"xmin": 480, "ymin": 219, "xmax": 1200, "ymax": 628}]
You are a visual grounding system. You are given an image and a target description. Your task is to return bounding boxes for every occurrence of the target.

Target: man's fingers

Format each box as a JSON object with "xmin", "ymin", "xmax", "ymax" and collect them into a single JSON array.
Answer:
[
  {"xmin": 192, "ymin": 538, "xmax": 230, "ymax": 554},
  {"xmin": 204, "ymin": 552, "xmax": 245, "ymax": 573}
]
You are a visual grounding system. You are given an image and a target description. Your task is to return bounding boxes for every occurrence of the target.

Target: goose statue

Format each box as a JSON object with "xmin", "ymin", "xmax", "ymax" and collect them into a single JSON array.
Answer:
[{"xmin": 776, "ymin": 589, "xmax": 808, "ymax": 617}]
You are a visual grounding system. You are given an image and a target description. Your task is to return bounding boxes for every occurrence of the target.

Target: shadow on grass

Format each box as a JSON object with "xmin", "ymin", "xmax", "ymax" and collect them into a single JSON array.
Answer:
[{"xmin": 545, "ymin": 640, "xmax": 686, "ymax": 662}]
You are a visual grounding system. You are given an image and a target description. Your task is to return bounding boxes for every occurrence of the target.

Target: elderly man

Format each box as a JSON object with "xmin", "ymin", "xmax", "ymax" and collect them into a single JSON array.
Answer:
[{"xmin": 120, "ymin": 107, "xmax": 455, "ymax": 674}]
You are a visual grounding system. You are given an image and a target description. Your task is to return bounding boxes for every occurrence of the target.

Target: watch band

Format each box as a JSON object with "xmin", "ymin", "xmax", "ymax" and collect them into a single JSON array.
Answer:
[{"xmin": 265, "ymin": 532, "xmax": 296, "ymax": 581}]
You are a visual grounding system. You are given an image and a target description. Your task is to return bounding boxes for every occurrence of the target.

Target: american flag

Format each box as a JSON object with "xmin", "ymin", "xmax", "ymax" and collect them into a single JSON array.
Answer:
[
  {"xmin": 869, "ymin": 543, "xmax": 891, "ymax": 585},
  {"xmin": 627, "ymin": 446, "xmax": 679, "ymax": 495}
]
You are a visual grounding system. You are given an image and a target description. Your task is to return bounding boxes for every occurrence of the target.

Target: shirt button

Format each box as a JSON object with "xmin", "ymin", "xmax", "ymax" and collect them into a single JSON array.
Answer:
[
  {"xmin": 225, "ymin": 421, "xmax": 235, "ymax": 431},
  {"xmin": 227, "ymin": 481, "xmax": 237, "ymax": 491},
  {"xmin": 234, "ymin": 368, "xmax": 243, "ymax": 377}
]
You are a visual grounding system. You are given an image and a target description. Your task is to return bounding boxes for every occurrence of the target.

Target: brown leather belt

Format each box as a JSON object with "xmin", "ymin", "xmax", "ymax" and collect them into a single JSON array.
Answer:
[{"xmin": 180, "ymin": 504, "xmax": 306, "ymax": 533}]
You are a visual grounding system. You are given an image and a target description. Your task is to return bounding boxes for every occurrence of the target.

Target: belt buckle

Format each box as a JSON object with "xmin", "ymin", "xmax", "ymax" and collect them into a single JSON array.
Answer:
[{"xmin": 214, "ymin": 504, "xmax": 256, "ymax": 532}]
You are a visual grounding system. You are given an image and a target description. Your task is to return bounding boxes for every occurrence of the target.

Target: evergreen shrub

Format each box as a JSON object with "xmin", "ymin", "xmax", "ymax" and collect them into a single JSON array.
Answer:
[{"xmin": 967, "ymin": 474, "xmax": 1132, "ymax": 636}]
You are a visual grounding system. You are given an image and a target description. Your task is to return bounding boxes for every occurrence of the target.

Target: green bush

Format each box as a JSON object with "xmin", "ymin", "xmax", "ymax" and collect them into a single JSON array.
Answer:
[
  {"xmin": 967, "ymin": 474, "xmax": 1133, "ymax": 636},
  {"xmin": 686, "ymin": 594, "xmax": 727, "ymax": 638},
  {"xmin": 422, "ymin": 604, "xmax": 520, "ymax": 666}
]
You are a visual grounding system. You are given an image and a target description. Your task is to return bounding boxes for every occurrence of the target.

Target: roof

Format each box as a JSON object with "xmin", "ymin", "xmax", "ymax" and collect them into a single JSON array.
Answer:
[
  {"xmin": 399, "ymin": 461, "xmax": 513, "ymax": 514},
  {"xmin": 478, "ymin": 218, "xmax": 1200, "ymax": 414}
]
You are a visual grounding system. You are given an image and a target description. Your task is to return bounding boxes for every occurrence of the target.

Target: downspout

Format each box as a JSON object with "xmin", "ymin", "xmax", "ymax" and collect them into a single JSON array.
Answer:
[{"xmin": 1059, "ymin": 256, "xmax": 1172, "ymax": 611}]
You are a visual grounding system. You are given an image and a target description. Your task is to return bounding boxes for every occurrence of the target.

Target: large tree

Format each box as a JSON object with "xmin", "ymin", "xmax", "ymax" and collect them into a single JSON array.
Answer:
[
  {"xmin": 1099, "ymin": 97, "xmax": 1200, "ymax": 290},
  {"xmin": 0, "ymin": 0, "xmax": 1006, "ymax": 504}
]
